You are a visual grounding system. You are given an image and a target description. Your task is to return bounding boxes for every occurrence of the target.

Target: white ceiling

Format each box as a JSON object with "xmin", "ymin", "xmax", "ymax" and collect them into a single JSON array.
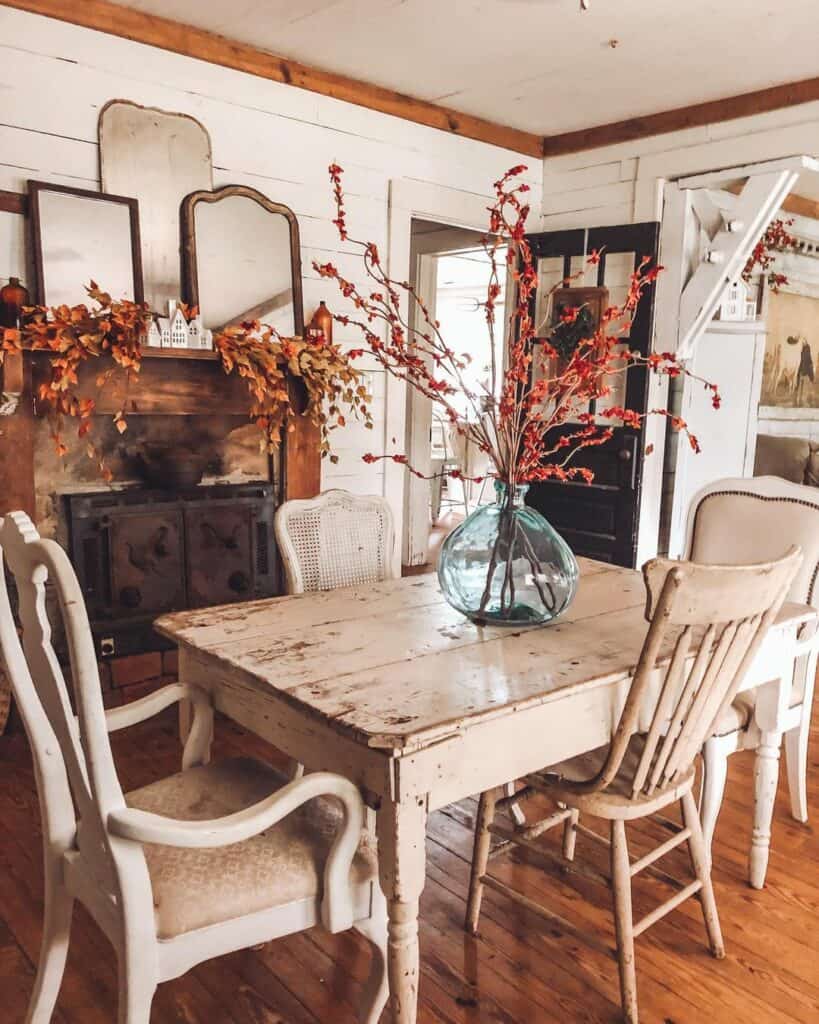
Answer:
[{"xmin": 119, "ymin": 0, "xmax": 819, "ymax": 136}]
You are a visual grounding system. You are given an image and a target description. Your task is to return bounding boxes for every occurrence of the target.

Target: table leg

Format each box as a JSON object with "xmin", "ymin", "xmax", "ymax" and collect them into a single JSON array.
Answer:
[
  {"xmin": 376, "ymin": 796, "xmax": 428, "ymax": 1024},
  {"xmin": 750, "ymin": 730, "xmax": 782, "ymax": 889}
]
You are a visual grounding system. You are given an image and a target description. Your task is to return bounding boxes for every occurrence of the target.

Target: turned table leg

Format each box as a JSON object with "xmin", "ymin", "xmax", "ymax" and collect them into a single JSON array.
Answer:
[
  {"xmin": 377, "ymin": 795, "xmax": 428, "ymax": 1024},
  {"xmin": 750, "ymin": 730, "xmax": 782, "ymax": 889}
]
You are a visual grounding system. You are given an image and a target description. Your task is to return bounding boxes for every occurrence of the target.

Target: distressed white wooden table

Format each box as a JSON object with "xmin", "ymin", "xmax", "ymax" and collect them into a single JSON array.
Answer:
[{"xmin": 156, "ymin": 559, "xmax": 814, "ymax": 1024}]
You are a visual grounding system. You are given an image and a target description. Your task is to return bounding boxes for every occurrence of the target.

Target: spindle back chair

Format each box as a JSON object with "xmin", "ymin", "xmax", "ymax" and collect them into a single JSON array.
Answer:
[{"xmin": 467, "ymin": 549, "xmax": 802, "ymax": 1024}]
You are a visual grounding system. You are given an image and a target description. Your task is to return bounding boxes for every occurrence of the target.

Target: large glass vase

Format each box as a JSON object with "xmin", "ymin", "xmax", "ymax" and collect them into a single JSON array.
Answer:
[{"xmin": 437, "ymin": 481, "xmax": 579, "ymax": 626}]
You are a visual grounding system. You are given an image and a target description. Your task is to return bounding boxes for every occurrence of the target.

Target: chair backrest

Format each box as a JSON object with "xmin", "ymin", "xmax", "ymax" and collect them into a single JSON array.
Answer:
[
  {"xmin": 0, "ymin": 512, "xmax": 151, "ymax": 906},
  {"xmin": 591, "ymin": 549, "xmax": 802, "ymax": 800},
  {"xmin": 685, "ymin": 476, "xmax": 819, "ymax": 607},
  {"xmin": 274, "ymin": 489, "xmax": 396, "ymax": 594}
]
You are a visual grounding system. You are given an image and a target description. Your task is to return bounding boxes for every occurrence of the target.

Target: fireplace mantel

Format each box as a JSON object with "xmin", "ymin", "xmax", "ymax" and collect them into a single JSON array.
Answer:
[{"xmin": 0, "ymin": 348, "xmax": 322, "ymax": 518}]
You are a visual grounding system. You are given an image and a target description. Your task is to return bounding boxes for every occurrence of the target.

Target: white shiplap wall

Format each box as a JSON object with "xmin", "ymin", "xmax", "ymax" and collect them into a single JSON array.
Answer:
[
  {"xmin": 539, "ymin": 101, "xmax": 819, "ymax": 561},
  {"xmin": 0, "ymin": 6, "xmax": 541, "ymax": 510}
]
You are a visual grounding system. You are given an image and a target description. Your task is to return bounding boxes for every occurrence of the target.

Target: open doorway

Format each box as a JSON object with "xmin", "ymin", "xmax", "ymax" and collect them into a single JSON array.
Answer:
[{"xmin": 402, "ymin": 219, "xmax": 506, "ymax": 568}]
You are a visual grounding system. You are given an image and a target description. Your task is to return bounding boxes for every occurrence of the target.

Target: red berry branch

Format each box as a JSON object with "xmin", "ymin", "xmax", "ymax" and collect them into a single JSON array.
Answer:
[{"xmin": 313, "ymin": 162, "xmax": 719, "ymax": 490}]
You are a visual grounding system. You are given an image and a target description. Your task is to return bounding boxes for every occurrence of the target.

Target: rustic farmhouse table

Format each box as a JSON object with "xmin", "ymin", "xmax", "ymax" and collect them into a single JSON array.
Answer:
[{"xmin": 156, "ymin": 559, "xmax": 814, "ymax": 1024}]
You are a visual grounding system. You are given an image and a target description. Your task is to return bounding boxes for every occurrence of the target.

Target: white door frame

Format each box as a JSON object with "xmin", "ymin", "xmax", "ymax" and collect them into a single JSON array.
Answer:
[
  {"xmin": 386, "ymin": 179, "xmax": 507, "ymax": 569},
  {"xmin": 632, "ymin": 142, "xmax": 819, "ymax": 567}
]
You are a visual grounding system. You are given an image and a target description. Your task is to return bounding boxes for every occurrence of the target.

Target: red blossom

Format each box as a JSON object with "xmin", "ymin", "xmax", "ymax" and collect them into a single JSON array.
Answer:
[{"xmin": 314, "ymin": 162, "xmax": 717, "ymax": 489}]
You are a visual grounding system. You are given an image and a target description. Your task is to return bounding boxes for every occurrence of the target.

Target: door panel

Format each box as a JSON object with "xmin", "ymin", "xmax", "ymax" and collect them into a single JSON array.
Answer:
[{"xmin": 524, "ymin": 223, "xmax": 660, "ymax": 568}]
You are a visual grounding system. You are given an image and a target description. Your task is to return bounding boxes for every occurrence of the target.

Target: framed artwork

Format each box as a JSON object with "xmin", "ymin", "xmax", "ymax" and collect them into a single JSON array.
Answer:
[{"xmin": 760, "ymin": 287, "xmax": 819, "ymax": 411}]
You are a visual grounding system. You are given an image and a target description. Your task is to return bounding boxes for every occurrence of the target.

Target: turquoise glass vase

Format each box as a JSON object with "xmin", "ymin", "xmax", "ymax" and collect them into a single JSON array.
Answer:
[{"xmin": 437, "ymin": 481, "xmax": 579, "ymax": 626}]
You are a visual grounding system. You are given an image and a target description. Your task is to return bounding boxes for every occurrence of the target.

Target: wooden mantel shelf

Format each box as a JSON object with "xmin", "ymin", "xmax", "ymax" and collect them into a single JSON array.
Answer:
[
  {"xmin": 141, "ymin": 347, "xmax": 221, "ymax": 361},
  {"xmin": 25, "ymin": 347, "xmax": 248, "ymax": 416}
]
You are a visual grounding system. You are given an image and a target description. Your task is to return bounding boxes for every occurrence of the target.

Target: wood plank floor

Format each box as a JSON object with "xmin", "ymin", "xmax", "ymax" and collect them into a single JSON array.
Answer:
[{"xmin": 0, "ymin": 702, "xmax": 817, "ymax": 1023}]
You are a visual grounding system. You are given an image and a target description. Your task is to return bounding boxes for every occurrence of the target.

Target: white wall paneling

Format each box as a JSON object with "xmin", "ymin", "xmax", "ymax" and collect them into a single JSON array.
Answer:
[
  {"xmin": 666, "ymin": 322, "xmax": 766, "ymax": 558},
  {"xmin": 0, "ymin": 6, "xmax": 540, "ymax": 524}
]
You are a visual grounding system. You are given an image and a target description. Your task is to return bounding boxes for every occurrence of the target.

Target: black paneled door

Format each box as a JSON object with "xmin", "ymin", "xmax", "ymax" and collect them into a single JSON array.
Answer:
[{"xmin": 524, "ymin": 222, "xmax": 660, "ymax": 568}]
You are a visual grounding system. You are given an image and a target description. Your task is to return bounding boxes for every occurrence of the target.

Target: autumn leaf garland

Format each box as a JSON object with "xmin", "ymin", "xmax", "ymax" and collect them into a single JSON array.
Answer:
[{"xmin": 0, "ymin": 284, "xmax": 372, "ymax": 479}]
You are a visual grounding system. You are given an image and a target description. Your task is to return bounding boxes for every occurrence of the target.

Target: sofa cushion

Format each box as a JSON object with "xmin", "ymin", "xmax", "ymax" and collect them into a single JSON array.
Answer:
[
  {"xmin": 754, "ymin": 434, "xmax": 810, "ymax": 483},
  {"xmin": 805, "ymin": 442, "xmax": 819, "ymax": 488}
]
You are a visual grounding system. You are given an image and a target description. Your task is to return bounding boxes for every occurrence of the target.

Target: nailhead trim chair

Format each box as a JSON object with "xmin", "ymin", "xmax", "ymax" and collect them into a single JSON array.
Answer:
[{"xmin": 685, "ymin": 476, "xmax": 819, "ymax": 853}]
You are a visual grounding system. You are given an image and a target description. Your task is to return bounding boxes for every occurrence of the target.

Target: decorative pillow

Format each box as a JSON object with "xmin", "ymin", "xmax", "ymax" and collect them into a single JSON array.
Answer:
[
  {"xmin": 754, "ymin": 434, "xmax": 810, "ymax": 484},
  {"xmin": 806, "ymin": 443, "xmax": 819, "ymax": 488}
]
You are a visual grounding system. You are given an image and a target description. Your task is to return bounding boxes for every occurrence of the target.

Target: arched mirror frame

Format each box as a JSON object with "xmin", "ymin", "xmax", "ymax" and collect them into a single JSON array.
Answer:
[{"xmin": 180, "ymin": 184, "xmax": 304, "ymax": 337}]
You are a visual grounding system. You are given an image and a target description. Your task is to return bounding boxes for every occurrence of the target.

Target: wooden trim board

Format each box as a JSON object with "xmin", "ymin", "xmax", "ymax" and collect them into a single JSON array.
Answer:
[
  {"xmin": 7, "ymin": 2, "xmax": 819, "ymax": 162},
  {"xmin": 0, "ymin": 0, "xmax": 544, "ymax": 158},
  {"xmin": 542, "ymin": 77, "xmax": 819, "ymax": 157}
]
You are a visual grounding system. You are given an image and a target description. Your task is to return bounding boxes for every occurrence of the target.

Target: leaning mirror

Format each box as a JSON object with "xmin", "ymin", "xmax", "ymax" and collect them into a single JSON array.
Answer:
[
  {"xmin": 181, "ymin": 185, "xmax": 303, "ymax": 337},
  {"xmin": 28, "ymin": 180, "xmax": 143, "ymax": 307}
]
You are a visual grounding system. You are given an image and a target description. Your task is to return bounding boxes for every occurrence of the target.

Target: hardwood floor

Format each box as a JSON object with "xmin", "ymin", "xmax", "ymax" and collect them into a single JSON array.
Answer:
[{"xmin": 0, "ymin": 701, "xmax": 817, "ymax": 1023}]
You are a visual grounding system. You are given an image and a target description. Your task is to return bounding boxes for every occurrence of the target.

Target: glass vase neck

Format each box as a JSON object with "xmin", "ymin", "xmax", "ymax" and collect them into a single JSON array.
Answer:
[{"xmin": 494, "ymin": 480, "xmax": 529, "ymax": 507}]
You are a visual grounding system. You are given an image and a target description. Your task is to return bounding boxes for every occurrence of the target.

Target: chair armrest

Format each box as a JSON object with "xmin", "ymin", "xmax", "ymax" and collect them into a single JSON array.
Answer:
[
  {"xmin": 108, "ymin": 771, "xmax": 365, "ymax": 933},
  {"xmin": 106, "ymin": 682, "xmax": 199, "ymax": 732}
]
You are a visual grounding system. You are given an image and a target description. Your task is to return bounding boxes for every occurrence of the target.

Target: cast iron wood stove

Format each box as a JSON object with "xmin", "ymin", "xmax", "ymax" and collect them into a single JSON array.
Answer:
[{"xmin": 63, "ymin": 482, "xmax": 280, "ymax": 658}]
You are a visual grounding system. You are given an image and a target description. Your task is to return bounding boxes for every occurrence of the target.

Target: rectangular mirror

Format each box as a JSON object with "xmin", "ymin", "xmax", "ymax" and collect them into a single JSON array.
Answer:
[
  {"xmin": 181, "ymin": 185, "xmax": 303, "ymax": 337},
  {"xmin": 28, "ymin": 181, "xmax": 143, "ymax": 307}
]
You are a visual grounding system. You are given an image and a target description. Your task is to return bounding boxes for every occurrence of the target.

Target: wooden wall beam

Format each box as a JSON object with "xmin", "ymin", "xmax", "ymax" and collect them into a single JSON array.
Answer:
[
  {"xmin": 542, "ymin": 77, "xmax": 819, "ymax": 158},
  {"xmin": 1, "ymin": 0, "xmax": 544, "ymax": 159}
]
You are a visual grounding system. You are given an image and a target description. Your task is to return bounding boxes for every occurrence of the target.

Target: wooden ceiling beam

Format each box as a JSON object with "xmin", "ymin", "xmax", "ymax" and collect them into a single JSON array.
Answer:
[
  {"xmin": 8, "ymin": 2, "xmax": 819, "ymax": 163},
  {"xmin": 542, "ymin": 77, "xmax": 819, "ymax": 158},
  {"xmin": 0, "ymin": 0, "xmax": 544, "ymax": 158}
]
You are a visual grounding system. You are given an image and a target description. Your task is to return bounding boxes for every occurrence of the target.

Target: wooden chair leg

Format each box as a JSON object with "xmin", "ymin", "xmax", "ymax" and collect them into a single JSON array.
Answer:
[
  {"xmin": 784, "ymin": 721, "xmax": 810, "ymax": 824},
  {"xmin": 355, "ymin": 887, "xmax": 390, "ymax": 1024},
  {"xmin": 610, "ymin": 820, "xmax": 639, "ymax": 1024},
  {"xmin": 466, "ymin": 788, "xmax": 499, "ymax": 935},
  {"xmin": 117, "ymin": 966, "xmax": 156, "ymax": 1024},
  {"xmin": 562, "ymin": 808, "xmax": 579, "ymax": 861},
  {"xmin": 681, "ymin": 790, "xmax": 725, "ymax": 959},
  {"xmin": 504, "ymin": 781, "xmax": 526, "ymax": 828},
  {"xmin": 700, "ymin": 735, "xmax": 730, "ymax": 859},
  {"xmin": 26, "ymin": 874, "xmax": 73, "ymax": 1024}
]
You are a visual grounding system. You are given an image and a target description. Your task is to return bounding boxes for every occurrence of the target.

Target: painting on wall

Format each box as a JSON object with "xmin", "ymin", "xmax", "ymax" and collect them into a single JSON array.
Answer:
[{"xmin": 760, "ymin": 288, "xmax": 819, "ymax": 408}]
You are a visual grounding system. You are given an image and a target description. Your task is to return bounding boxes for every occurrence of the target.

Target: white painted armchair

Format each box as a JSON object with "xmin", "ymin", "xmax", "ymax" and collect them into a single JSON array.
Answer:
[
  {"xmin": 685, "ymin": 476, "xmax": 819, "ymax": 853},
  {"xmin": 275, "ymin": 488, "xmax": 396, "ymax": 593},
  {"xmin": 0, "ymin": 511, "xmax": 388, "ymax": 1024}
]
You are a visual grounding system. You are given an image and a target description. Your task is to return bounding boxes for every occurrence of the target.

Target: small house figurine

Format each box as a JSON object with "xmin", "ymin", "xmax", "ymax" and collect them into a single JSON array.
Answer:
[
  {"xmin": 169, "ymin": 306, "xmax": 189, "ymax": 348},
  {"xmin": 716, "ymin": 279, "xmax": 757, "ymax": 322},
  {"xmin": 146, "ymin": 318, "xmax": 163, "ymax": 348},
  {"xmin": 186, "ymin": 313, "xmax": 214, "ymax": 351}
]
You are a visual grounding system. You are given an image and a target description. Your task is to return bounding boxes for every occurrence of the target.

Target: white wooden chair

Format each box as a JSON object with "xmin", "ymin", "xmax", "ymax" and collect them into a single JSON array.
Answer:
[
  {"xmin": 466, "ymin": 550, "xmax": 801, "ymax": 1024},
  {"xmin": 685, "ymin": 476, "xmax": 819, "ymax": 852},
  {"xmin": 0, "ymin": 511, "xmax": 388, "ymax": 1024},
  {"xmin": 274, "ymin": 488, "xmax": 396, "ymax": 594}
]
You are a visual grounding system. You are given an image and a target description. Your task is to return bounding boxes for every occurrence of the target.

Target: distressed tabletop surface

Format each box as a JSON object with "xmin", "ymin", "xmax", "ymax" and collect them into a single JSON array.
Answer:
[{"xmin": 155, "ymin": 558, "xmax": 812, "ymax": 753}]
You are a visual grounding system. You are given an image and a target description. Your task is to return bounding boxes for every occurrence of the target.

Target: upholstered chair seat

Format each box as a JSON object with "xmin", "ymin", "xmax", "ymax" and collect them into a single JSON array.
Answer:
[{"xmin": 125, "ymin": 757, "xmax": 378, "ymax": 938}]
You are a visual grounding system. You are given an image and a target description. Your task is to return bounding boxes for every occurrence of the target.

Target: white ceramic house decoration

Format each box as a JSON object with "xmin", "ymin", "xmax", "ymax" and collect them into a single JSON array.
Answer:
[
  {"xmin": 146, "ymin": 318, "xmax": 163, "ymax": 348},
  {"xmin": 170, "ymin": 307, "xmax": 189, "ymax": 348},
  {"xmin": 157, "ymin": 317, "xmax": 171, "ymax": 347},
  {"xmin": 717, "ymin": 279, "xmax": 757, "ymax": 322},
  {"xmin": 187, "ymin": 316, "xmax": 202, "ymax": 348}
]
